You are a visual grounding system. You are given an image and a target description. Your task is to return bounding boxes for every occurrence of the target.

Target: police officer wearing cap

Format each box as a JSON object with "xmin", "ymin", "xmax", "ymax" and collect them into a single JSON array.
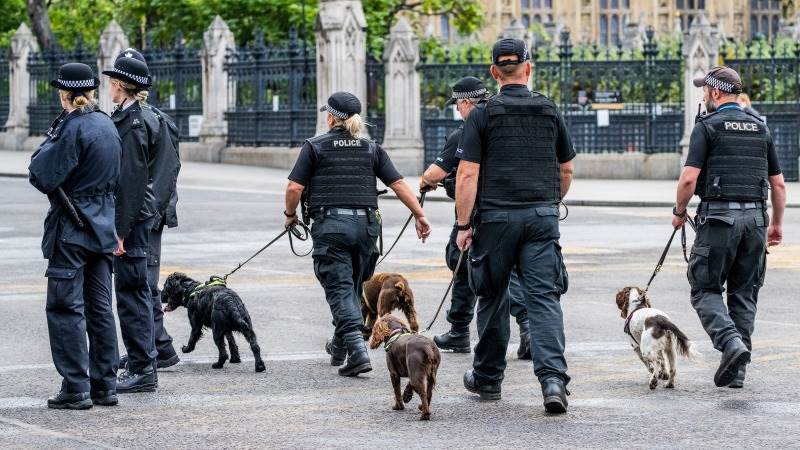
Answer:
[
  {"xmin": 419, "ymin": 76, "xmax": 532, "ymax": 359},
  {"xmin": 673, "ymin": 66, "xmax": 786, "ymax": 388},
  {"xmin": 29, "ymin": 63, "xmax": 122, "ymax": 409},
  {"xmin": 454, "ymin": 38, "xmax": 575, "ymax": 413},
  {"xmin": 104, "ymin": 48, "xmax": 182, "ymax": 392},
  {"xmin": 285, "ymin": 91, "xmax": 431, "ymax": 377}
]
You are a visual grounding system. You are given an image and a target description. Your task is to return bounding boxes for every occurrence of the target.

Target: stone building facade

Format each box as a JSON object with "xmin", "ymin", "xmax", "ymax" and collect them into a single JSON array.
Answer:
[{"xmin": 428, "ymin": 0, "xmax": 798, "ymax": 44}]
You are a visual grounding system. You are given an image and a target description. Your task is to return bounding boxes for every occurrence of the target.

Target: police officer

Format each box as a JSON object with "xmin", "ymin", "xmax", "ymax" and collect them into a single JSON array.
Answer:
[
  {"xmin": 104, "ymin": 49, "xmax": 182, "ymax": 377},
  {"xmin": 673, "ymin": 66, "xmax": 786, "ymax": 388},
  {"xmin": 105, "ymin": 49, "xmax": 181, "ymax": 392},
  {"xmin": 454, "ymin": 39, "xmax": 575, "ymax": 413},
  {"xmin": 419, "ymin": 76, "xmax": 531, "ymax": 359},
  {"xmin": 29, "ymin": 63, "xmax": 122, "ymax": 409},
  {"xmin": 285, "ymin": 92, "xmax": 431, "ymax": 377}
]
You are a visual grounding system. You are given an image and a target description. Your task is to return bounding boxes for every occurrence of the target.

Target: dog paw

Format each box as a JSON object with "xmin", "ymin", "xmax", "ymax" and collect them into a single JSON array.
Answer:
[
  {"xmin": 212, "ymin": 362, "xmax": 225, "ymax": 369},
  {"xmin": 658, "ymin": 371, "xmax": 670, "ymax": 380},
  {"xmin": 403, "ymin": 392, "xmax": 413, "ymax": 403},
  {"xmin": 230, "ymin": 355, "xmax": 241, "ymax": 364},
  {"xmin": 419, "ymin": 413, "xmax": 431, "ymax": 421},
  {"xmin": 255, "ymin": 362, "xmax": 266, "ymax": 373},
  {"xmin": 649, "ymin": 380, "xmax": 658, "ymax": 390},
  {"xmin": 181, "ymin": 345, "xmax": 193, "ymax": 354},
  {"xmin": 392, "ymin": 404, "xmax": 404, "ymax": 411},
  {"xmin": 665, "ymin": 382, "xmax": 675, "ymax": 389}
]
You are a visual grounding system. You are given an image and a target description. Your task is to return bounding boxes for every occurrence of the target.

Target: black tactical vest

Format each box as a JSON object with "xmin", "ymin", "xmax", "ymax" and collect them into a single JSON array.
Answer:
[
  {"xmin": 478, "ymin": 92, "xmax": 561, "ymax": 209},
  {"xmin": 307, "ymin": 131, "xmax": 378, "ymax": 209},
  {"xmin": 695, "ymin": 107, "xmax": 769, "ymax": 201}
]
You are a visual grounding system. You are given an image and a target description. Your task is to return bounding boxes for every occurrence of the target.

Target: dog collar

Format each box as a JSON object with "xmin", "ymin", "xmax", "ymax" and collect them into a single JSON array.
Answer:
[{"xmin": 383, "ymin": 328, "xmax": 414, "ymax": 352}]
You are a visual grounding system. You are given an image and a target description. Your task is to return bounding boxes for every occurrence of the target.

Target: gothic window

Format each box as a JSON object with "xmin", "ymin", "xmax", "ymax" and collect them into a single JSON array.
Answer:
[
  {"xmin": 534, "ymin": 14, "xmax": 542, "ymax": 23},
  {"xmin": 544, "ymin": 0, "xmax": 552, "ymax": 7},
  {"xmin": 600, "ymin": 15, "xmax": 609, "ymax": 46},
  {"xmin": 611, "ymin": 15, "xmax": 620, "ymax": 46},
  {"xmin": 677, "ymin": 0, "xmax": 684, "ymax": 8},
  {"xmin": 522, "ymin": 0, "xmax": 530, "ymax": 8},
  {"xmin": 750, "ymin": 0, "xmax": 781, "ymax": 38},
  {"xmin": 772, "ymin": 15, "xmax": 780, "ymax": 35},
  {"xmin": 441, "ymin": 15, "xmax": 450, "ymax": 40},
  {"xmin": 523, "ymin": 14, "xmax": 531, "ymax": 29}
]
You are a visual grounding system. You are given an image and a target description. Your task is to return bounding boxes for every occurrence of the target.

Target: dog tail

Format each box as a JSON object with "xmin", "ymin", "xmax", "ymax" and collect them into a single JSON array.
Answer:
[
  {"xmin": 652, "ymin": 316, "xmax": 700, "ymax": 359},
  {"xmin": 424, "ymin": 345, "xmax": 440, "ymax": 392}
]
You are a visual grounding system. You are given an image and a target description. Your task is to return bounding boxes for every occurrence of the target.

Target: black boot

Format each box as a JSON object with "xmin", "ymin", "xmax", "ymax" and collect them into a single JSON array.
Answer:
[
  {"xmin": 715, "ymin": 337, "xmax": 751, "ymax": 387},
  {"xmin": 117, "ymin": 366, "xmax": 158, "ymax": 393},
  {"xmin": 91, "ymin": 390, "xmax": 118, "ymax": 406},
  {"xmin": 338, "ymin": 331, "xmax": 372, "ymax": 377},
  {"xmin": 463, "ymin": 369, "xmax": 501, "ymax": 400},
  {"xmin": 119, "ymin": 353, "xmax": 179, "ymax": 370},
  {"xmin": 541, "ymin": 377, "xmax": 569, "ymax": 414},
  {"xmin": 728, "ymin": 365, "xmax": 747, "ymax": 389},
  {"xmin": 325, "ymin": 335, "xmax": 347, "ymax": 367},
  {"xmin": 434, "ymin": 326, "xmax": 471, "ymax": 353},
  {"xmin": 47, "ymin": 391, "xmax": 92, "ymax": 410},
  {"xmin": 516, "ymin": 320, "xmax": 531, "ymax": 360}
]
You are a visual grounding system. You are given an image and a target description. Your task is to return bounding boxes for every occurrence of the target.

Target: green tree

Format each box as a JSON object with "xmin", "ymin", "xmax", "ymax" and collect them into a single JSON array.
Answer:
[{"xmin": 0, "ymin": 0, "xmax": 27, "ymax": 48}]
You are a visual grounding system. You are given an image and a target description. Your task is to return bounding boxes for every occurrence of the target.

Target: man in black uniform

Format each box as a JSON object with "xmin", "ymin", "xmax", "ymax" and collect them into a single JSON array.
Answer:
[
  {"xmin": 104, "ymin": 49, "xmax": 182, "ymax": 379},
  {"xmin": 29, "ymin": 63, "xmax": 122, "ymax": 409},
  {"xmin": 107, "ymin": 49, "xmax": 181, "ymax": 392},
  {"xmin": 673, "ymin": 66, "xmax": 786, "ymax": 388},
  {"xmin": 454, "ymin": 38, "xmax": 575, "ymax": 413},
  {"xmin": 419, "ymin": 76, "xmax": 531, "ymax": 359},
  {"xmin": 284, "ymin": 92, "xmax": 431, "ymax": 377}
]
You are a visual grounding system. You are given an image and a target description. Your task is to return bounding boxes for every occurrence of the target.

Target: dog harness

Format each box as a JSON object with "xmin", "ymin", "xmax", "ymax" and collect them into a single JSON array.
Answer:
[
  {"xmin": 185, "ymin": 276, "xmax": 227, "ymax": 303},
  {"xmin": 383, "ymin": 328, "xmax": 415, "ymax": 352},
  {"xmin": 623, "ymin": 297, "xmax": 647, "ymax": 345}
]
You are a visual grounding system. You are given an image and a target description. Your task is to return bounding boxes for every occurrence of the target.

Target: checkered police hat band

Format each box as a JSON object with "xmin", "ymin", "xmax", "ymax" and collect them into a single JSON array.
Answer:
[
  {"xmin": 325, "ymin": 105, "xmax": 350, "ymax": 119},
  {"xmin": 57, "ymin": 78, "xmax": 96, "ymax": 89},
  {"xmin": 705, "ymin": 75, "xmax": 735, "ymax": 93},
  {"xmin": 111, "ymin": 68, "xmax": 149, "ymax": 85},
  {"xmin": 452, "ymin": 88, "xmax": 487, "ymax": 100}
]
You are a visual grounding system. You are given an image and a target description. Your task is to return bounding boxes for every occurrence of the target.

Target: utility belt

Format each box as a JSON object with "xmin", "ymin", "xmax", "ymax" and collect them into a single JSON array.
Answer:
[
  {"xmin": 310, "ymin": 206, "xmax": 383, "ymax": 254},
  {"xmin": 698, "ymin": 200, "xmax": 765, "ymax": 211}
]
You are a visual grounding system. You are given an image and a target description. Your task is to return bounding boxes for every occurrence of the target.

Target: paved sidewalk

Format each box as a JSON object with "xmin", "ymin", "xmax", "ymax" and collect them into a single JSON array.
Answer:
[{"xmin": 2, "ymin": 149, "xmax": 797, "ymax": 207}]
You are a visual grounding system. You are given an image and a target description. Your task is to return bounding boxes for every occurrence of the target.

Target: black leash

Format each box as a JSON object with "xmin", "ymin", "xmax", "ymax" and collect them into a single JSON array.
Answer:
[
  {"xmin": 423, "ymin": 249, "xmax": 465, "ymax": 332},
  {"xmin": 223, "ymin": 223, "xmax": 311, "ymax": 280},
  {"xmin": 376, "ymin": 192, "xmax": 426, "ymax": 266},
  {"xmin": 643, "ymin": 216, "xmax": 695, "ymax": 295}
]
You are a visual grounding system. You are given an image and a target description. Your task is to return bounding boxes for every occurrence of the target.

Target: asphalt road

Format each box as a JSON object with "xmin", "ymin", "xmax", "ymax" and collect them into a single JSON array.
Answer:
[{"xmin": 1, "ymin": 174, "xmax": 799, "ymax": 449}]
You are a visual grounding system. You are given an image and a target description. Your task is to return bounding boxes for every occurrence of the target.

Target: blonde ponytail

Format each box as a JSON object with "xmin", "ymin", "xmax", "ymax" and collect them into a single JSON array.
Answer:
[
  {"xmin": 331, "ymin": 113, "xmax": 367, "ymax": 138},
  {"xmin": 59, "ymin": 89, "xmax": 97, "ymax": 113},
  {"xmin": 135, "ymin": 90, "xmax": 149, "ymax": 103}
]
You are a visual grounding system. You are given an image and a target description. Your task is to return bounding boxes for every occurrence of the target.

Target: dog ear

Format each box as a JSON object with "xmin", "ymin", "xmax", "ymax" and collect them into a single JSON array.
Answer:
[
  {"xmin": 615, "ymin": 287, "xmax": 630, "ymax": 319},
  {"xmin": 369, "ymin": 317, "xmax": 389, "ymax": 350},
  {"xmin": 394, "ymin": 281, "xmax": 405, "ymax": 292},
  {"xmin": 640, "ymin": 289, "xmax": 652, "ymax": 308}
]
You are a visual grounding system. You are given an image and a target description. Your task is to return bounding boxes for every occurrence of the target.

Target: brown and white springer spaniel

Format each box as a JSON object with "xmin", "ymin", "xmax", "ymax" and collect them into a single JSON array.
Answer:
[
  {"xmin": 361, "ymin": 273, "xmax": 419, "ymax": 339},
  {"xmin": 615, "ymin": 287, "xmax": 699, "ymax": 389}
]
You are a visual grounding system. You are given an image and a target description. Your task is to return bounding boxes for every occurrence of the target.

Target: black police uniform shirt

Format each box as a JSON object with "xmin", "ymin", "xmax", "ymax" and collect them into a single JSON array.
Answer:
[
  {"xmin": 433, "ymin": 124, "xmax": 463, "ymax": 175},
  {"xmin": 685, "ymin": 102, "xmax": 781, "ymax": 177},
  {"xmin": 29, "ymin": 108, "xmax": 122, "ymax": 258},
  {"xmin": 288, "ymin": 128, "xmax": 404, "ymax": 190},
  {"xmin": 113, "ymin": 100, "xmax": 179, "ymax": 239},
  {"xmin": 455, "ymin": 84, "xmax": 576, "ymax": 191}
]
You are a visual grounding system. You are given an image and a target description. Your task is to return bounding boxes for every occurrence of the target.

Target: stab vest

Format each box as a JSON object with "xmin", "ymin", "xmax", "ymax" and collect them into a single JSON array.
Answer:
[
  {"xmin": 306, "ymin": 130, "xmax": 378, "ymax": 210},
  {"xmin": 478, "ymin": 92, "xmax": 561, "ymax": 209},
  {"xmin": 695, "ymin": 107, "xmax": 769, "ymax": 201}
]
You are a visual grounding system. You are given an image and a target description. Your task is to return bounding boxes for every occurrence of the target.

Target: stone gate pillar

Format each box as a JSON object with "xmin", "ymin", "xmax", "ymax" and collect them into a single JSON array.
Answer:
[
  {"xmin": 681, "ymin": 13, "xmax": 719, "ymax": 159},
  {"xmin": 199, "ymin": 16, "xmax": 235, "ymax": 146},
  {"xmin": 315, "ymin": 0, "xmax": 368, "ymax": 135},
  {"xmin": 1, "ymin": 23, "xmax": 39, "ymax": 150},
  {"xmin": 97, "ymin": 20, "xmax": 129, "ymax": 114},
  {"xmin": 381, "ymin": 17, "xmax": 424, "ymax": 175}
]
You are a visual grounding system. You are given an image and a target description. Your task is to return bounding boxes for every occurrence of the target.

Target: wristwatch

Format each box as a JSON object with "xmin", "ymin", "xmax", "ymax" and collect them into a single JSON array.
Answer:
[
  {"xmin": 283, "ymin": 210, "xmax": 297, "ymax": 218},
  {"xmin": 672, "ymin": 205, "xmax": 687, "ymax": 218},
  {"xmin": 455, "ymin": 222, "xmax": 471, "ymax": 231}
]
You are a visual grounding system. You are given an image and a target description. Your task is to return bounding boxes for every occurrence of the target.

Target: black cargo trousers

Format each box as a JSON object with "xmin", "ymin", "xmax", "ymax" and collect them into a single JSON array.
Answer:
[
  {"xmin": 688, "ymin": 204, "xmax": 768, "ymax": 352},
  {"xmin": 311, "ymin": 209, "xmax": 381, "ymax": 338},
  {"xmin": 468, "ymin": 205, "xmax": 570, "ymax": 385}
]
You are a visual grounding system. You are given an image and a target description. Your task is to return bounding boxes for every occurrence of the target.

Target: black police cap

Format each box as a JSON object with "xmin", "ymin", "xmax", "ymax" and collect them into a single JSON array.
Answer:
[
  {"xmin": 444, "ymin": 76, "xmax": 488, "ymax": 107},
  {"xmin": 492, "ymin": 38, "xmax": 529, "ymax": 66},
  {"xmin": 50, "ymin": 62, "xmax": 100, "ymax": 91},
  {"xmin": 319, "ymin": 91, "xmax": 362, "ymax": 119},
  {"xmin": 102, "ymin": 48, "xmax": 152, "ymax": 88}
]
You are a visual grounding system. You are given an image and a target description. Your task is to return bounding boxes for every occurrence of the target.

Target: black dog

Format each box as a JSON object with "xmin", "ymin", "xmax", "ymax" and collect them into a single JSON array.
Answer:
[{"xmin": 162, "ymin": 273, "xmax": 266, "ymax": 372}]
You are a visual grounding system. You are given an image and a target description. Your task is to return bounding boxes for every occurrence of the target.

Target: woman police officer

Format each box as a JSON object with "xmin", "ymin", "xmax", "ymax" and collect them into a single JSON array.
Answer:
[
  {"xmin": 29, "ymin": 63, "xmax": 122, "ymax": 409},
  {"xmin": 284, "ymin": 91, "xmax": 431, "ymax": 377}
]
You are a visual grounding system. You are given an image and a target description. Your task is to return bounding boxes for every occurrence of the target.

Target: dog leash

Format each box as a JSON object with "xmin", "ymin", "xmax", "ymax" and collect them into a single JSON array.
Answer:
[
  {"xmin": 423, "ymin": 249, "xmax": 465, "ymax": 332},
  {"xmin": 376, "ymin": 192, "xmax": 426, "ymax": 266},
  {"xmin": 223, "ymin": 223, "xmax": 311, "ymax": 280},
  {"xmin": 642, "ymin": 216, "xmax": 695, "ymax": 296}
]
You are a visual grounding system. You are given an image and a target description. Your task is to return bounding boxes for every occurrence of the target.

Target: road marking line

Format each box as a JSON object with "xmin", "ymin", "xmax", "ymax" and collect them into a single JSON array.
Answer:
[{"xmin": 0, "ymin": 414, "xmax": 121, "ymax": 449}]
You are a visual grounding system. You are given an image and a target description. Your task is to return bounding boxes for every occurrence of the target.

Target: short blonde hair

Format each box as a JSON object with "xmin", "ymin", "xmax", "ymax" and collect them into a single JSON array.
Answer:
[
  {"xmin": 59, "ymin": 89, "xmax": 97, "ymax": 113},
  {"xmin": 112, "ymin": 77, "xmax": 149, "ymax": 103}
]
